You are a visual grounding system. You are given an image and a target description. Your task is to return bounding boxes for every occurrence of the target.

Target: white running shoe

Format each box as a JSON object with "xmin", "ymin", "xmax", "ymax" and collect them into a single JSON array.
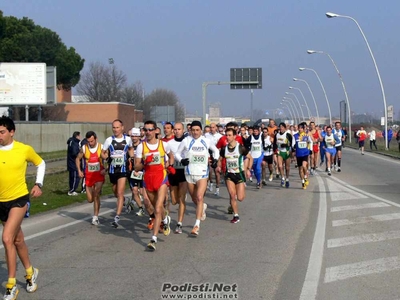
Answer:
[
  {"xmin": 214, "ymin": 188, "xmax": 220, "ymax": 196},
  {"xmin": 91, "ymin": 216, "xmax": 99, "ymax": 226},
  {"xmin": 67, "ymin": 191, "xmax": 78, "ymax": 196},
  {"xmin": 208, "ymin": 183, "xmax": 213, "ymax": 192},
  {"xmin": 201, "ymin": 203, "xmax": 208, "ymax": 221},
  {"xmin": 25, "ymin": 267, "xmax": 39, "ymax": 293},
  {"xmin": 3, "ymin": 284, "xmax": 18, "ymax": 300}
]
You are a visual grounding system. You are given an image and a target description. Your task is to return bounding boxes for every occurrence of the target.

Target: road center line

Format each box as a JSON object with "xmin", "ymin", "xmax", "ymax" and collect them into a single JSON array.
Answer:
[{"xmin": 299, "ymin": 174, "xmax": 327, "ymax": 300}]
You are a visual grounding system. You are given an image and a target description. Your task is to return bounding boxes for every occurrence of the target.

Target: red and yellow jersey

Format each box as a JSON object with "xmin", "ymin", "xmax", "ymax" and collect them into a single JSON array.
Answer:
[
  {"xmin": 83, "ymin": 143, "xmax": 104, "ymax": 174},
  {"xmin": 142, "ymin": 140, "xmax": 167, "ymax": 176},
  {"xmin": 0, "ymin": 141, "xmax": 43, "ymax": 202}
]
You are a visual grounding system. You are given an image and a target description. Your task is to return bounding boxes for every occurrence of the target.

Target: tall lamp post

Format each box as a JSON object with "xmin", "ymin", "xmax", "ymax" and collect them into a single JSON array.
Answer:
[
  {"xmin": 285, "ymin": 92, "xmax": 305, "ymax": 121},
  {"xmin": 307, "ymin": 49, "xmax": 352, "ymax": 143},
  {"xmin": 326, "ymin": 12, "xmax": 388, "ymax": 150},
  {"xmin": 299, "ymin": 67, "xmax": 332, "ymax": 126},
  {"xmin": 289, "ymin": 86, "xmax": 312, "ymax": 121},
  {"xmin": 293, "ymin": 78, "xmax": 320, "ymax": 125},
  {"xmin": 282, "ymin": 98, "xmax": 299, "ymax": 124}
]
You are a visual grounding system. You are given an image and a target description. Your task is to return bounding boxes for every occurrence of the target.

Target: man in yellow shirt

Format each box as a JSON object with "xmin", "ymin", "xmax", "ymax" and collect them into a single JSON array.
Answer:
[{"xmin": 0, "ymin": 116, "xmax": 45, "ymax": 300}]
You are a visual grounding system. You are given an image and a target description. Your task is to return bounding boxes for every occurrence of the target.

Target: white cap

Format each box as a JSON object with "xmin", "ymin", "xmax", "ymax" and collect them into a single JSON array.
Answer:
[{"xmin": 130, "ymin": 128, "xmax": 141, "ymax": 136}]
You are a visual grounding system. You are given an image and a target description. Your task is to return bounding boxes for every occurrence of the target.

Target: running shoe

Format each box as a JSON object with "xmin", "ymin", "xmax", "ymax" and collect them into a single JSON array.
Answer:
[
  {"xmin": 91, "ymin": 216, "xmax": 99, "ymax": 226},
  {"xmin": 295, "ymin": 164, "xmax": 298, "ymax": 168},
  {"xmin": 257, "ymin": 182, "xmax": 261, "ymax": 189},
  {"xmin": 191, "ymin": 225, "xmax": 200, "ymax": 236},
  {"xmin": 214, "ymin": 188, "xmax": 220, "ymax": 196},
  {"xmin": 305, "ymin": 179, "xmax": 309, "ymax": 186},
  {"xmin": 163, "ymin": 216, "xmax": 171, "ymax": 236},
  {"xmin": 302, "ymin": 183, "xmax": 306, "ymax": 190},
  {"xmin": 337, "ymin": 167, "xmax": 341, "ymax": 172},
  {"xmin": 227, "ymin": 206, "xmax": 233, "ymax": 214},
  {"xmin": 208, "ymin": 183, "xmax": 213, "ymax": 192},
  {"xmin": 230, "ymin": 216, "xmax": 240, "ymax": 224},
  {"xmin": 328, "ymin": 170, "xmax": 332, "ymax": 176},
  {"xmin": 269, "ymin": 174, "xmax": 273, "ymax": 182},
  {"xmin": 3, "ymin": 284, "xmax": 18, "ymax": 300},
  {"xmin": 361, "ymin": 152, "xmax": 365, "ymax": 155},
  {"xmin": 276, "ymin": 174, "xmax": 280, "ymax": 179},
  {"xmin": 67, "ymin": 191, "xmax": 78, "ymax": 196},
  {"xmin": 147, "ymin": 239, "xmax": 156, "ymax": 250},
  {"xmin": 147, "ymin": 218, "xmax": 154, "ymax": 230},
  {"xmin": 281, "ymin": 179, "xmax": 285, "ymax": 187},
  {"xmin": 262, "ymin": 180, "xmax": 267, "ymax": 185},
  {"xmin": 334, "ymin": 165, "xmax": 338, "ymax": 171},
  {"xmin": 175, "ymin": 224, "xmax": 183, "ymax": 234},
  {"xmin": 285, "ymin": 180, "xmax": 290, "ymax": 188},
  {"xmin": 25, "ymin": 267, "xmax": 39, "ymax": 293},
  {"xmin": 136, "ymin": 207, "xmax": 145, "ymax": 217},
  {"xmin": 111, "ymin": 216, "xmax": 120, "ymax": 228},
  {"xmin": 81, "ymin": 189, "xmax": 86, "ymax": 194},
  {"xmin": 201, "ymin": 203, "xmax": 207, "ymax": 221},
  {"xmin": 310, "ymin": 169, "xmax": 314, "ymax": 176},
  {"xmin": 249, "ymin": 176, "xmax": 253, "ymax": 182}
]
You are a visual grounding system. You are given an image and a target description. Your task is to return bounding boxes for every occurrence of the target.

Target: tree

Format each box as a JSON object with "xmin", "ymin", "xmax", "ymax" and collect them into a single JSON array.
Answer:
[
  {"xmin": 143, "ymin": 89, "xmax": 185, "ymax": 122},
  {"xmin": 120, "ymin": 81, "xmax": 144, "ymax": 109},
  {"xmin": 0, "ymin": 11, "xmax": 84, "ymax": 90},
  {"xmin": 76, "ymin": 61, "xmax": 127, "ymax": 102}
]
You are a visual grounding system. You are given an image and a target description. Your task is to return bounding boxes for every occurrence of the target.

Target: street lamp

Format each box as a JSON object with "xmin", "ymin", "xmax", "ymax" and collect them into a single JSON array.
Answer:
[
  {"xmin": 289, "ymin": 86, "xmax": 312, "ymax": 121},
  {"xmin": 285, "ymin": 92, "xmax": 305, "ymax": 121},
  {"xmin": 299, "ymin": 67, "xmax": 332, "ymax": 125},
  {"xmin": 282, "ymin": 98, "xmax": 299, "ymax": 124},
  {"xmin": 281, "ymin": 103, "xmax": 295, "ymax": 123},
  {"xmin": 307, "ymin": 49, "xmax": 352, "ymax": 143},
  {"xmin": 293, "ymin": 78, "xmax": 320, "ymax": 125},
  {"xmin": 326, "ymin": 12, "xmax": 388, "ymax": 150}
]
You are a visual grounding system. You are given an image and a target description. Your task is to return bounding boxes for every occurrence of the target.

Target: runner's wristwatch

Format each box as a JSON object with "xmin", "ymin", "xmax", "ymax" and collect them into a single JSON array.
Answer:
[{"xmin": 35, "ymin": 183, "xmax": 43, "ymax": 189}]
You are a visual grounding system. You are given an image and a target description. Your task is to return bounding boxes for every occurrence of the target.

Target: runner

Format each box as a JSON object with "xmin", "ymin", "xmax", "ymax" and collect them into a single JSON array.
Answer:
[
  {"xmin": 309, "ymin": 122, "xmax": 322, "ymax": 175},
  {"xmin": 175, "ymin": 121, "xmax": 219, "ymax": 236},
  {"xmin": 261, "ymin": 127, "xmax": 274, "ymax": 184},
  {"xmin": 245, "ymin": 125, "xmax": 263, "ymax": 189},
  {"xmin": 76, "ymin": 131, "xmax": 105, "ymax": 225},
  {"xmin": 356, "ymin": 126, "xmax": 367, "ymax": 155},
  {"xmin": 266, "ymin": 119, "xmax": 279, "ymax": 178},
  {"xmin": 101, "ymin": 119, "xmax": 134, "ymax": 228},
  {"xmin": 205, "ymin": 123, "xmax": 222, "ymax": 195},
  {"xmin": 333, "ymin": 121, "xmax": 345, "ymax": 172},
  {"xmin": 322, "ymin": 126, "xmax": 340, "ymax": 176},
  {"xmin": 216, "ymin": 128, "xmax": 252, "ymax": 223},
  {"xmin": 166, "ymin": 122, "xmax": 188, "ymax": 234},
  {"xmin": 134, "ymin": 120, "xmax": 175, "ymax": 250},
  {"xmin": 0, "ymin": 116, "xmax": 44, "ymax": 299},
  {"xmin": 274, "ymin": 123, "xmax": 294, "ymax": 188},
  {"xmin": 293, "ymin": 124, "xmax": 312, "ymax": 189},
  {"xmin": 127, "ymin": 128, "xmax": 146, "ymax": 216}
]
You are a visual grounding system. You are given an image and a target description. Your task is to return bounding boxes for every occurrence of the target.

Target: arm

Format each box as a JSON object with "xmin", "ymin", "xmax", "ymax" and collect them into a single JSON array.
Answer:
[
  {"xmin": 76, "ymin": 147, "xmax": 85, "ymax": 178},
  {"xmin": 175, "ymin": 139, "xmax": 187, "ymax": 162}
]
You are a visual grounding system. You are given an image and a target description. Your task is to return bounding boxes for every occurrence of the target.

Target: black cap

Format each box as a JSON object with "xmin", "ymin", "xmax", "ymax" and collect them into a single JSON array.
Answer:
[{"xmin": 191, "ymin": 120, "xmax": 202, "ymax": 130}]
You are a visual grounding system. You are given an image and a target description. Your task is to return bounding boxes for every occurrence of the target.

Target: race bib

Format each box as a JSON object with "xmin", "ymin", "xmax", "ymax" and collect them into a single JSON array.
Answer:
[
  {"xmin": 191, "ymin": 154, "xmax": 206, "ymax": 164},
  {"xmin": 131, "ymin": 171, "xmax": 143, "ymax": 180},
  {"xmin": 111, "ymin": 150, "xmax": 125, "ymax": 167},
  {"xmin": 252, "ymin": 145, "xmax": 261, "ymax": 152},
  {"xmin": 148, "ymin": 153, "xmax": 161, "ymax": 165},
  {"xmin": 226, "ymin": 159, "xmax": 239, "ymax": 172},
  {"xmin": 88, "ymin": 162, "xmax": 100, "ymax": 172},
  {"xmin": 298, "ymin": 141, "xmax": 307, "ymax": 149}
]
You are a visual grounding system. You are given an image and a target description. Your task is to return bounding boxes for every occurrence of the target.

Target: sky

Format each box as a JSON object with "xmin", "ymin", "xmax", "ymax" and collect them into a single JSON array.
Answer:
[{"xmin": 2, "ymin": 0, "xmax": 400, "ymax": 120}]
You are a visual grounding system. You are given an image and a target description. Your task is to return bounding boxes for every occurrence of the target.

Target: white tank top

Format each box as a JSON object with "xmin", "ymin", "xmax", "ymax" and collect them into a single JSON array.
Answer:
[
  {"xmin": 186, "ymin": 136, "xmax": 210, "ymax": 176},
  {"xmin": 225, "ymin": 144, "xmax": 244, "ymax": 173},
  {"xmin": 250, "ymin": 135, "xmax": 262, "ymax": 158},
  {"xmin": 325, "ymin": 134, "xmax": 335, "ymax": 149}
]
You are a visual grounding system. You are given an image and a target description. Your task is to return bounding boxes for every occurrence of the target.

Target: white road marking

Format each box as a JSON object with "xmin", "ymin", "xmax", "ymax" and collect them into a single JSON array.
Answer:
[
  {"xmin": 0, "ymin": 208, "xmax": 115, "ymax": 250},
  {"xmin": 329, "ymin": 176, "xmax": 400, "ymax": 209},
  {"xmin": 332, "ymin": 213, "xmax": 400, "ymax": 227},
  {"xmin": 326, "ymin": 180, "xmax": 368, "ymax": 201},
  {"xmin": 330, "ymin": 202, "xmax": 389, "ymax": 212},
  {"xmin": 299, "ymin": 175, "xmax": 327, "ymax": 300},
  {"xmin": 324, "ymin": 256, "xmax": 400, "ymax": 283},
  {"xmin": 327, "ymin": 230, "xmax": 400, "ymax": 248}
]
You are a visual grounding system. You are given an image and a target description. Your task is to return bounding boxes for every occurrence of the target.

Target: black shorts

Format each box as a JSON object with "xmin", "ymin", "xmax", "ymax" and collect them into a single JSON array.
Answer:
[
  {"xmin": 129, "ymin": 178, "xmax": 143, "ymax": 189},
  {"xmin": 335, "ymin": 146, "xmax": 342, "ymax": 152},
  {"xmin": 168, "ymin": 169, "xmax": 186, "ymax": 187},
  {"xmin": 296, "ymin": 156, "xmax": 309, "ymax": 167},
  {"xmin": 359, "ymin": 140, "xmax": 365, "ymax": 147},
  {"xmin": 225, "ymin": 172, "xmax": 246, "ymax": 185},
  {"xmin": 263, "ymin": 155, "xmax": 273, "ymax": 165},
  {"xmin": 109, "ymin": 173, "xmax": 128, "ymax": 185},
  {"xmin": 0, "ymin": 194, "xmax": 29, "ymax": 222}
]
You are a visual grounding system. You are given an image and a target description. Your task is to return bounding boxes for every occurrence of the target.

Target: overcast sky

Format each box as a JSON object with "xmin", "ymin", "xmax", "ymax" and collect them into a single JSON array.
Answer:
[{"xmin": 3, "ymin": 0, "xmax": 400, "ymax": 119}]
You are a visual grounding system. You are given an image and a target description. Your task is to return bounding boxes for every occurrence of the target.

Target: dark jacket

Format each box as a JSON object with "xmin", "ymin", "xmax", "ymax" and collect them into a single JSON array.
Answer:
[{"xmin": 67, "ymin": 136, "xmax": 81, "ymax": 171}]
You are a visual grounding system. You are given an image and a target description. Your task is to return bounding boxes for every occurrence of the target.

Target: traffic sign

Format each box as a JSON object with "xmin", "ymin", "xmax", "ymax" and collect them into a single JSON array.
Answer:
[{"xmin": 230, "ymin": 68, "xmax": 262, "ymax": 89}]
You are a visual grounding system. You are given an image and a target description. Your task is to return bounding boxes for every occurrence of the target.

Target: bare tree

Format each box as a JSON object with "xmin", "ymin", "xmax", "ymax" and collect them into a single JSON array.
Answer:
[
  {"xmin": 120, "ymin": 81, "xmax": 144, "ymax": 109},
  {"xmin": 144, "ymin": 89, "xmax": 185, "ymax": 121},
  {"xmin": 76, "ymin": 61, "xmax": 127, "ymax": 102}
]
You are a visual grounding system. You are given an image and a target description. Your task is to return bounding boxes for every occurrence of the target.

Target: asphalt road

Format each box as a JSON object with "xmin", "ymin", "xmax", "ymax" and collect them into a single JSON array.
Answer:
[{"xmin": 5, "ymin": 147, "xmax": 400, "ymax": 300}]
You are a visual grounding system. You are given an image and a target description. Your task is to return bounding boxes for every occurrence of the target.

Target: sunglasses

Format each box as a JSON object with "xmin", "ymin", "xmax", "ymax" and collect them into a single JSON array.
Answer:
[{"xmin": 143, "ymin": 128, "xmax": 156, "ymax": 132}]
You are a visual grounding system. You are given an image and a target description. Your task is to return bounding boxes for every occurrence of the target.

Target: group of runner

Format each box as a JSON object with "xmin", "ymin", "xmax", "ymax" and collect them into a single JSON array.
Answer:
[{"xmin": 75, "ymin": 118, "xmax": 347, "ymax": 252}]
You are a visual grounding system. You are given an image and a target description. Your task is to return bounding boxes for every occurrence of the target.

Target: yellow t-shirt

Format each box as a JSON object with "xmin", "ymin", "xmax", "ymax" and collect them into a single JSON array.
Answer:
[{"xmin": 0, "ymin": 141, "xmax": 43, "ymax": 202}]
